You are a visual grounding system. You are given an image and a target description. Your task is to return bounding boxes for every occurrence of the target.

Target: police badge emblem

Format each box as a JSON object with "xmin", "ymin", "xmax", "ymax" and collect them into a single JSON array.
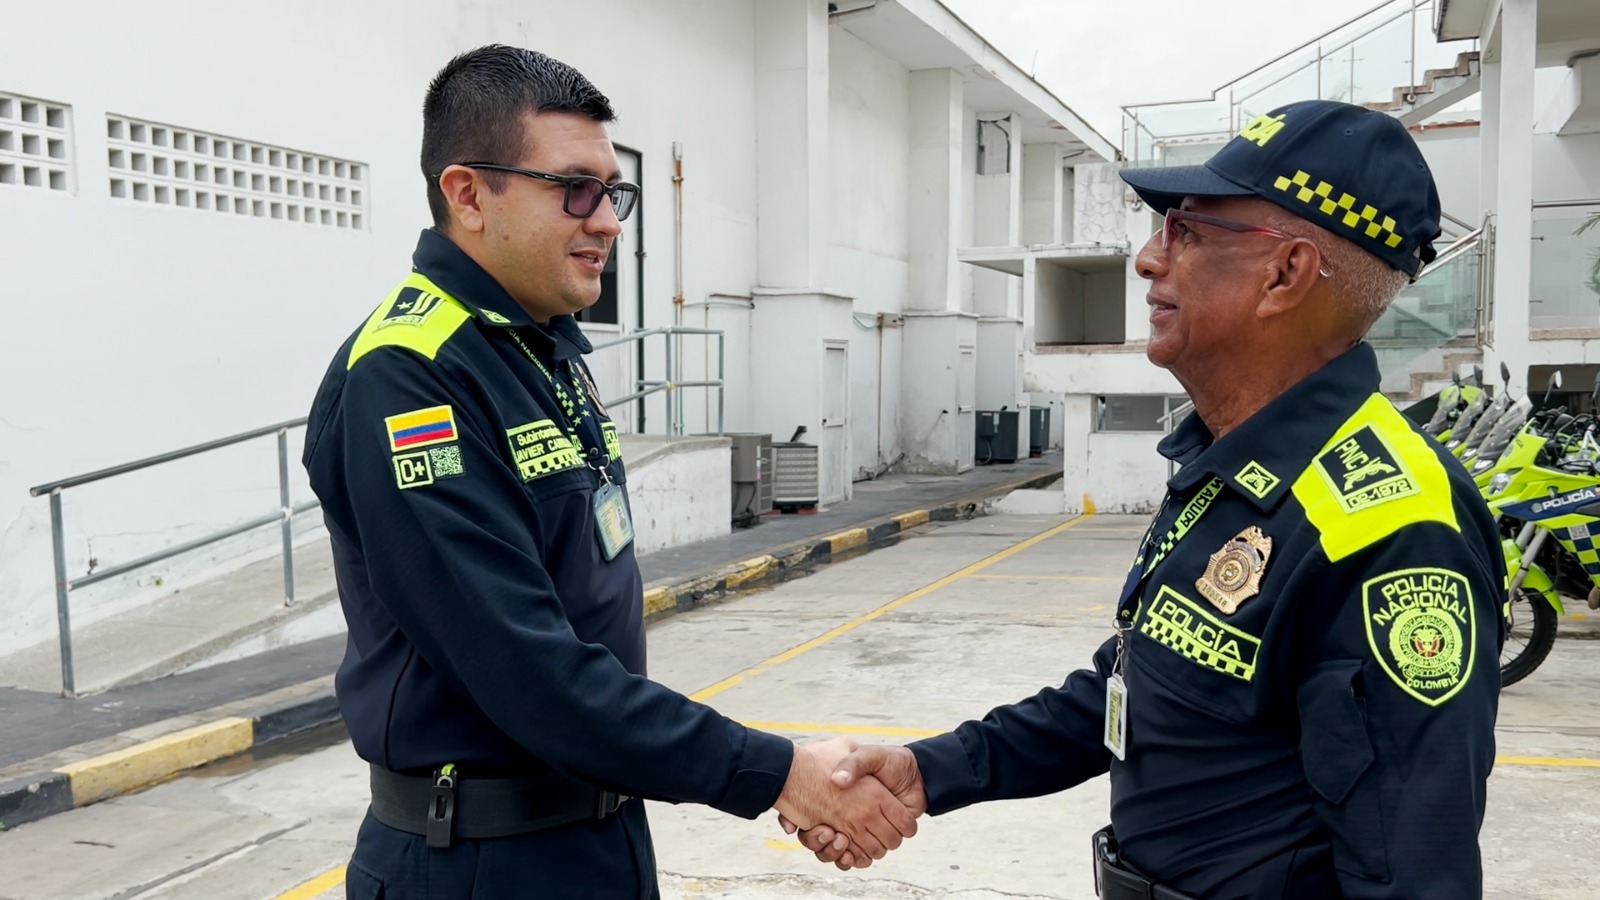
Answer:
[{"xmin": 1196, "ymin": 527, "xmax": 1272, "ymax": 614}]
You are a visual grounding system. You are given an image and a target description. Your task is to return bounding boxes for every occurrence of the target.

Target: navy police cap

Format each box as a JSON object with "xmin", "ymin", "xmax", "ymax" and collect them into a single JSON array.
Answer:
[{"xmin": 1119, "ymin": 99, "xmax": 1442, "ymax": 278}]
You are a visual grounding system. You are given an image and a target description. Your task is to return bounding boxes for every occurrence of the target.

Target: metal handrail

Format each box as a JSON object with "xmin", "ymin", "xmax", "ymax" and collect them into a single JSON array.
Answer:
[
  {"xmin": 28, "ymin": 419, "xmax": 318, "ymax": 697},
  {"xmin": 590, "ymin": 325, "xmax": 726, "ymax": 436}
]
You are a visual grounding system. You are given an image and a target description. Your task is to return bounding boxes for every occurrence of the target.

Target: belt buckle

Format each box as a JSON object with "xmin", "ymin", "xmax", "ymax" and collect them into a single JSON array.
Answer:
[
  {"xmin": 595, "ymin": 790, "xmax": 627, "ymax": 819},
  {"xmin": 427, "ymin": 767, "xmax": 457, "ymax": 849}
]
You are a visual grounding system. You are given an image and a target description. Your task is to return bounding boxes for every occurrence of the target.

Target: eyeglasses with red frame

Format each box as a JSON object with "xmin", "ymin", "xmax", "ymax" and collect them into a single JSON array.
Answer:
[{"xmin": 1161, "ymin": 208, "xmax": 1333, "ymax": 277}]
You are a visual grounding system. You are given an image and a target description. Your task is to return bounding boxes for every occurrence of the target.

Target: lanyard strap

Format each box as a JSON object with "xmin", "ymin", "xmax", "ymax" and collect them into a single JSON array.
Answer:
[
  {"xmin": 502, "ymin": 328, "xmax": 607, "ymax": 466},
  {"xmin": 1116, "ymin": 476, "xmax": 1225, "ymax": 623}
]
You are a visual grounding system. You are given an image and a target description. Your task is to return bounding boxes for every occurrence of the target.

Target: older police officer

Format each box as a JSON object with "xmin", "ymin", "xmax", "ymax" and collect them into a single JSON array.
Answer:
[{"xmin": 791, "ymin": 100, "xmax": 1505, "ymax": 899}]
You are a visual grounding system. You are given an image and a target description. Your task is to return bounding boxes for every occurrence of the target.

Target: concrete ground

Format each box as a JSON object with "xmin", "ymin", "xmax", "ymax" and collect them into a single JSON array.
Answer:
[{"xmin": 0, "ymin": 512, "xmax": 1595, "ymax": 900}]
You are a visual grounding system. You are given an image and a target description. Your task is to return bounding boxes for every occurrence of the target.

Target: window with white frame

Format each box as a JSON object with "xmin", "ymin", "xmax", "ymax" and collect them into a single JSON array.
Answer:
[
  {"xmin": 0, "ymin": 92, "xmax": 73, "ymax": 192},
  {"xmin": 105, "ymin": 114, "xmax": 366, "ymax": 228},
  {"xmin": 1094, "ymin": 395, "xmax": 1191, "ymax": 432}
]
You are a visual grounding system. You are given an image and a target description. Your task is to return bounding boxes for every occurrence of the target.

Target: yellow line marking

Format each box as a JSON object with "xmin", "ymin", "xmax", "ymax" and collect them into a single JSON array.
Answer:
[
  {"xmin": 1497, "ymin": 755, "xmax": 1600, "ymax": 769},
  {"xmin": 643, "ymin": 587, "xmax": 673, "ymax": 617},
  {"xmin": 274, "ymin": 865, "xmax": 346, "ymax": 900},
  {"xmin": 965, "ymin": 574, "xmax": 1119, "ymax": 582},
  {"xmin": 740, "ymin": 720, "xmax": 943, "ymax": 738},
  {"xmin": 895, "ymin": 510, "xmax": 931, "ymax": 530},
  {"xmin": 57, "ymin": 717, "xmax": 255, "ymax": 806},
  {"xmin": 765, "ymin": 838, "xmax": 804, "ymax": 851},
  {"xmin": 689, "ymin": 516, "xmax": 1090, "ymax": 703},
  {"xmin": 827, "ymin": 528, "xmax": 870, "ymax": 554}
]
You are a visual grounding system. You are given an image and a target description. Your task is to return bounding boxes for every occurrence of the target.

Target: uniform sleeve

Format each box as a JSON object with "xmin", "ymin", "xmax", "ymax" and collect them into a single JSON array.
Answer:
[
  {"xmin": 1296, "ymin": 519, "xmax": 1502, "ymax": 899},
  {"xmin": 908, "ymin": 635, "xmax": 1116, "ymax": 815},
  {"xmin": 307, "ymin": 349, "xmax": 792, "ymax": 818}
]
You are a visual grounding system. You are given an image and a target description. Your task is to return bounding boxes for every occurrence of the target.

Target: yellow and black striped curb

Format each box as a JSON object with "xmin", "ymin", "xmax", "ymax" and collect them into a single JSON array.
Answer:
[
  {"xmin": 0, "ymin": 468, "xmax": 1060, "ymax": 831},
  {"xmin": 0, "ymin": 692, "xmax": 336, "ymax": 832},
  {"xmin": 640, "ymin": 469, "xmax": 1063, "ymax": 623}
]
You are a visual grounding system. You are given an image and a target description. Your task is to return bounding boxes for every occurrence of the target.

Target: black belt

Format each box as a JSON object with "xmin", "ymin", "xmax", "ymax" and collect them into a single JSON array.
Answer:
[
  {"xmin": 1093, "ymin": 827, "xmax": 1198, "ymax": 900},
  {"xmin": 369, "ymin": 765, "xmax": 630, "ymax": 848}
]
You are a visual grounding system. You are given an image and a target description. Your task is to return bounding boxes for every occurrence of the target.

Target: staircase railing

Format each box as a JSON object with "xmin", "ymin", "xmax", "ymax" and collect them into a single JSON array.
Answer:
[
  {"xmin": 29, "ymin": 420, "xmax": 320, "ymax": 697},
  {"xmin": 1122, "ymin": 0, "xmax": 1468, "ymax": 168}
]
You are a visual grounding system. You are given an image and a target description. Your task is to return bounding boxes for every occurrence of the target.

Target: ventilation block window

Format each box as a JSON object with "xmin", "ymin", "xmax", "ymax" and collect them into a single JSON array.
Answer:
[
  {"xmin": 105, "ymin": 114, "xmax": 367, "ymax": 229},
  {"xmin": 0, "ymin": 92, "xmax": 73, "ymax": 193}
]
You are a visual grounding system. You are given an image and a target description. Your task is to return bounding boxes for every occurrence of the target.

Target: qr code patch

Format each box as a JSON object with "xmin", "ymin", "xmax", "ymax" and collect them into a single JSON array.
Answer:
[{"xmin": 428, "ymin": 445, "xmax": 465, "ymax": 476}]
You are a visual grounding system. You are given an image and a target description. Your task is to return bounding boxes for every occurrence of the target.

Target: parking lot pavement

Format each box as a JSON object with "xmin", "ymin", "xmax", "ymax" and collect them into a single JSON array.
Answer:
[{"xmin": 1, "ymin": 512, "xmax": 1595, "ymax": 900}]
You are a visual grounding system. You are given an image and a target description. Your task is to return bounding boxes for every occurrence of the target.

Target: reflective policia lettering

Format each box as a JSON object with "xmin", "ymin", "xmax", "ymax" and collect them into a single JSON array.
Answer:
[
  {"xmin": 1370, "ymin": 570, "xmax": 1468, "ymax": 628},
  {"xmin": 1139, "ymin": 586, "xmax": 1262, "ymax": 681},
  {"xmin": 506, "ymin": 420, "xmax": 584, "ymax": 481}
]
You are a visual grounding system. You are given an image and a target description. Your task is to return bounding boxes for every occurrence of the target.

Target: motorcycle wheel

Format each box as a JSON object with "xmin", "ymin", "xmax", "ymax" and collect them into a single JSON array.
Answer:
[{"xmin": 1500, "ymin": 587, "xmax": 1558, "ymax": 687}]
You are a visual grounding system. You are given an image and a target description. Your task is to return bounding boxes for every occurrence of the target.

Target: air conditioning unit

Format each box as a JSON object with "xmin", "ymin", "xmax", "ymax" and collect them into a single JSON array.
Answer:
[
  {"xmin": 727, "ymin": 432, "xmax": 773, "ymax": 526},
  {"xmin": 771, "ymin": 442, "xmax": 820, "ymax": 511}
]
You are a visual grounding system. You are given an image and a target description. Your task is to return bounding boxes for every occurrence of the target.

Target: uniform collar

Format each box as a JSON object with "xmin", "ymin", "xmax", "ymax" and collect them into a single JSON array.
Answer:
[
  {"xmin": 411, "ymin": 228, "xmax": 594, "ymax": 361},
  {"xmin": 1157, "ymin": 342, "xmax": 1381, "ymax": 511}
]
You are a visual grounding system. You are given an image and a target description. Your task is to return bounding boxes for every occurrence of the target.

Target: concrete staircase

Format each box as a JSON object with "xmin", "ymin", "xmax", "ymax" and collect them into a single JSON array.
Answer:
[
  {"xmin": 1364, "ymin": 51, "xmax": 1482, "ymax": 126},
  {"xmin": 1378, "ymin": 341, "xmax": 1484, "ymax": 404}
]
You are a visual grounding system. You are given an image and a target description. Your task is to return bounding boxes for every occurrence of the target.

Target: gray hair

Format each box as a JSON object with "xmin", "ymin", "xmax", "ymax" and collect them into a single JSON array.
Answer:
[{"xmin": 1268, "ymin": 214, "xmax": 1410, "ymax": 336}]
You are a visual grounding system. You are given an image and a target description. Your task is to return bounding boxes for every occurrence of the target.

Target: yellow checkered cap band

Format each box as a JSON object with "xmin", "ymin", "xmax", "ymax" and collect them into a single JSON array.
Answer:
[{"xmin": 1272, "ymin": 171, "xmax": 1405, "ymax": 249}]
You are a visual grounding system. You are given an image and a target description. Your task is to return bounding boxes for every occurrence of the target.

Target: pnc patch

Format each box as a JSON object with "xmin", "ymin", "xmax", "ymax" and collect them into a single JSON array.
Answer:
[
  {"xmin": 1316, "ymin": 426, "xmax": 1416, "ymax": 513},
  {"xmin": 1363, "ymin": 567, "xmax": 1475, "ymax": 706}
]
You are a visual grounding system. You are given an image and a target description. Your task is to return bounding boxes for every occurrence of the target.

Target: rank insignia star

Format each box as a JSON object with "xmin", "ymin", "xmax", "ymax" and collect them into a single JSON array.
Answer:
[{"xmin": 1197, "ymin": 527, "xmax": 1272, "ymax": 614}]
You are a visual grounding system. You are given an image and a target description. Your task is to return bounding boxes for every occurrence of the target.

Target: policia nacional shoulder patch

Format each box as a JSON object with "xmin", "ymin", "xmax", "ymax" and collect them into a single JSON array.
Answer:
[{"xmin": 1363, "ymin": 567, "xmax": 1475, "ymax": 706}]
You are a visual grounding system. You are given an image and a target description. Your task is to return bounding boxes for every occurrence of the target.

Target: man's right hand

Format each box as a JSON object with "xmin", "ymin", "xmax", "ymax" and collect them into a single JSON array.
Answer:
[{"xmin": 783, "ymin": 744, "xmax": 927, "ymax": 870}]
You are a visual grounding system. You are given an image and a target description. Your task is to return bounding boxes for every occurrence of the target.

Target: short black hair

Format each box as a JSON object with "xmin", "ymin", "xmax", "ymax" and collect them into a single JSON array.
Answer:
[{"xmin": 421, "ymin": 45, "xmax": 616, "ymax": 227}]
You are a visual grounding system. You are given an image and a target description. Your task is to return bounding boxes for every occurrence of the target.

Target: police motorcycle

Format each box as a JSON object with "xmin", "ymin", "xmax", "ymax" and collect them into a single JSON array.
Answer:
[
  {"xmin": 1485, "ymin": 375, "xmax": 1600, "ymax": 685},
  {"xmin": 1420, "ymin": 367, "xmax": 1485, "ymax": 440},
  {"xmin": 1464, "ymin": 367, "xmax": 1556, "ymax": 486},
  {"xmin": 1457, "ymin": 362, "xmax": 1516, "ymax": 464},
  {"xmin": 1441, "ymin": 367, "xmax": 1490, "ymax": 452}
]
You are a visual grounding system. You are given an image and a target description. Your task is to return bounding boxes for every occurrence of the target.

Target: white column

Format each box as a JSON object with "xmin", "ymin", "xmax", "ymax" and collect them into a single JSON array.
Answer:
[
  {"xmin": 755, "ymin": 0, "xmax": 829, "ymax": 290},
  {"xmin": 1020, "ymin": 143, "xmax": 1063, "ymax": 246},
  {"xmin": 1489, "ymin": 0, "xmax": 1537, "ymax": 393},
  {"xmin": 908, "ymin": 69, "xmax": 963, "ymax": 311}
]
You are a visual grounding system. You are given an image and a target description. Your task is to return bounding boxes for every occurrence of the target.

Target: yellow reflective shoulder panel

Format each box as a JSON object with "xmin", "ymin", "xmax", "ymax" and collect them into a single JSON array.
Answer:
[
  {"xmin": 1291, "ymin": 393, "xmax": 1458, "ymax": 562},
  {"xmin": 347, "ymin": 273, "xmax": 473, "ymax": 370}
]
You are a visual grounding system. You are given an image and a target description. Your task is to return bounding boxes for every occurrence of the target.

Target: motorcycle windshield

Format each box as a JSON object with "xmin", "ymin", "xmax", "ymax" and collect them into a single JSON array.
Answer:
[
  {"xmin": 1472, "ymin": 397, "xmax": 1533, "ymax": 467},
  {"xmin": 1423, "ymin": 387, "xmax": 1460, "ymax": 434},
  {"xmin": 1450, "ymin": 394, "xmax": 1490, "ymax": 442},
  {"xmin": 1462, "ymin": 394, "xmax": 1513, "ymax": 451}
]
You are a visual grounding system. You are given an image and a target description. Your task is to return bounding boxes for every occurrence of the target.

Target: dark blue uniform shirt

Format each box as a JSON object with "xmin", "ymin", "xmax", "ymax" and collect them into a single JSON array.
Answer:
[
  {"xmin": 302, "ymin": 229, "xmax": 792, "ymax": 814},
  {"xmin": 909, "ymin": 344, "xmax": 1504, "ymax": 899}
]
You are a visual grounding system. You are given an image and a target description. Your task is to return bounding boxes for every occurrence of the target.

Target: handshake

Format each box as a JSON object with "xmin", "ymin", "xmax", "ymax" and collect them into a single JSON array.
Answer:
[{"xmin": 771, "ymin": 737, "xmax": 927, "ymax": 870}]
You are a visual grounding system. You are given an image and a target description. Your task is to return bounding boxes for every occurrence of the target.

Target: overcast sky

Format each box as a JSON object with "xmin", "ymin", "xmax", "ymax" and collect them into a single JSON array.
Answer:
[{"xmin": 937, "ymin": 0, "xmax": 1433, "ymax": 144}]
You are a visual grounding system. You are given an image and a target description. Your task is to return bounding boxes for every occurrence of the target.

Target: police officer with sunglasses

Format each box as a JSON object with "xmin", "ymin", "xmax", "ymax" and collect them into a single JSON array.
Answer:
[
  {"xmin": 302, "ymin": 45, "xmax": 917, "ymax": 899},
  {"xmin": 790, "ymin": 100, "xmax": 1505, "ymax": 899}
]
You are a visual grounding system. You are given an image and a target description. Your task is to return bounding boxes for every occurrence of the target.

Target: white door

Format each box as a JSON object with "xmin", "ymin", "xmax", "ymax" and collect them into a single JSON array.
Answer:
[
  {"xmin": 822, "ymin": 342, "xmax": 849, "ymax": 504},
  {"xmin": 957, "ymin": 344, "xmax": 975, "ymax": 472}
]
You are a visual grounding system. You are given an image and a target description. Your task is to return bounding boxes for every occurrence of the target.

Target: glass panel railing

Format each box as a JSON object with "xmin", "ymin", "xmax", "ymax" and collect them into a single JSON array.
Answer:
[
  {"xmin": 1529, "ymin": 210, "xmax": 1600, "ymax": 331},
  {"xmin": 1122, "ymin": 1, "xmax": 1471, "ymax": 170},
  {"xmin": 1370, "ymin": 230, "xmax": 1483, "ymax": 393}
]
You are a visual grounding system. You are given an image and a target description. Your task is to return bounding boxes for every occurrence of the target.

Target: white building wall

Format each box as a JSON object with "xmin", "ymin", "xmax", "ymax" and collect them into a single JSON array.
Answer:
[
  {"xmin": 827, "ymin": 27, "xmax": 910, "ymax": 478},
  {"xmin": 0, "ymin": 0, "xmax": 767, "ymax": 656}
]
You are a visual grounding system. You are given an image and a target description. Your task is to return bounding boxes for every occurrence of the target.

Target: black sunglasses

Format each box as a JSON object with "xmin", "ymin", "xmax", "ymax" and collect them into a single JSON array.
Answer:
[{"xmin": 456, "ymin": 162, "xmax": 639, "ymax": 221}]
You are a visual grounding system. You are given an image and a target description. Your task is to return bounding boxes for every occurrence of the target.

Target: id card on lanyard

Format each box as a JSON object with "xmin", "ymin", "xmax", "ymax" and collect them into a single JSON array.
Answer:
[
  {"xmin": 505, "ymin": 328, "xmax": 635, "ymax": 559},
  {"xmin": 1105, "ymin": 476, "xmax": 1223, "ymax": 759}
]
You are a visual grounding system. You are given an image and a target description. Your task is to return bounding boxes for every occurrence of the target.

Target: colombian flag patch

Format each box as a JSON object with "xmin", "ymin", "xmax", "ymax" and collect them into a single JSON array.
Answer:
[{"xmin": 386, "ymin": 405, "xmax": 458, "ymax": 451}]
